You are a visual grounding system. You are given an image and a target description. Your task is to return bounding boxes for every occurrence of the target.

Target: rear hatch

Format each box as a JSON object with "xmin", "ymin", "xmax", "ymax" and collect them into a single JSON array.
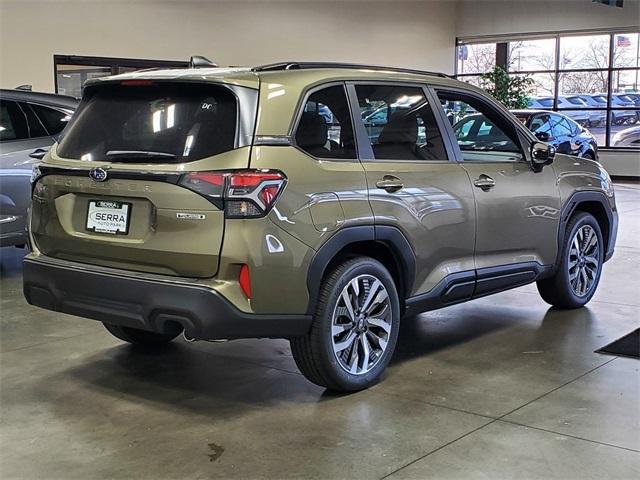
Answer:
[{"xmin": 31, "ymin": 77, "xmax": 258, "ymax": 277}]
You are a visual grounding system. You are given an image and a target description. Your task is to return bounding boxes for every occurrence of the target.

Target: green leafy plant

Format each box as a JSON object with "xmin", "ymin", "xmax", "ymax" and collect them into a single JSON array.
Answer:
[{"xmin": 479, "ymin": 66, "xmax": 534, "ymax": 109}]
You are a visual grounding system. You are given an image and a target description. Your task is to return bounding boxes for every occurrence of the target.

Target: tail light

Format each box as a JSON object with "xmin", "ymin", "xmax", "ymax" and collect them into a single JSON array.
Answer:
[{"xmin": 178, "ymin": 169, "xmax": 286, "ymax": 218}]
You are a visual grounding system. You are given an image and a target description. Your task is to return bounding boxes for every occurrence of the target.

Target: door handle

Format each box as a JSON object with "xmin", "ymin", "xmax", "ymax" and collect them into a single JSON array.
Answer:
[
  {"xmin": 29, "ymin": 148, "xmax": 49, "ymax": 160},
  {"xmin": 473, "ymin": 174, "xmax": 495, "ymax": 191},
  {"xmin": 376, "ymin": 175, "xmax": 404, "ymax": 193}
]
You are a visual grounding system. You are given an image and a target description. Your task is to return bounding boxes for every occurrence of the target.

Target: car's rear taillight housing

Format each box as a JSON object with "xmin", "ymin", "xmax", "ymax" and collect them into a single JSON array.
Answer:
[{"xmin": 178, "ymin": 169, "xmax": 286, "ymax": 218}]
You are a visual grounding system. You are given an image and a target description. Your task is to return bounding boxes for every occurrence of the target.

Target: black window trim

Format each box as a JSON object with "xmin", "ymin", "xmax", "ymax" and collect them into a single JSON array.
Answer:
[
  {"xmin": 433, "ymin": 85, "xmax": 533, "ymax": 165},
  {"xmin": 346, "ymin": 80, "xmax": 457, "ymax": 164}
]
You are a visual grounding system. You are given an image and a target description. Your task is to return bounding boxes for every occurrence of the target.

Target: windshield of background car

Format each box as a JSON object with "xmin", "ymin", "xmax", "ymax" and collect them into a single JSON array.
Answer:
[
  {"xmin": 567, "ymin": 97, "xmax": 587, "ymax": 105},
  {"xmin": 57, "ymin": 82, "xmax": 237, "ymax": 163}
]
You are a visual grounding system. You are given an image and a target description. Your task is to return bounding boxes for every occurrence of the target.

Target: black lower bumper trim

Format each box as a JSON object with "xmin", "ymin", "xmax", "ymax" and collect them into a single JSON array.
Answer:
[{"xmin": 23, "ymin": 257, "xmax": 311, "ymax": 340}]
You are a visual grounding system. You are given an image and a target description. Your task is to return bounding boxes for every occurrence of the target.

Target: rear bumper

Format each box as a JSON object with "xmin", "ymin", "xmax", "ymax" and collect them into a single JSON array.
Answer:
[{"xmin": 23, "ymin": 255, "xmax": 311, "ymax": 340}]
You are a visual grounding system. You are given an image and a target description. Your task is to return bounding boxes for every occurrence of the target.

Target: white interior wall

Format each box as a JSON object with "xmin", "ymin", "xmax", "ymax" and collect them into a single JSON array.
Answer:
[
  {"xmin": 456, "ymin": 0, "xmax": 640, "ymax": 39},
  {"xmin": 0, "ymin": 0, "xmax": 457, "ymax": 93},
  {"xmin": 1, "ymin": 0, "xmax": 638, "ymax": 175}
]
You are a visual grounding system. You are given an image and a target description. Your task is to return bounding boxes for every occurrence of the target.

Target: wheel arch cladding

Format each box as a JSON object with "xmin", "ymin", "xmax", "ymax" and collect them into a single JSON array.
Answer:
[
  {"xmin": 559, "ymin": 191, "xmax": 615, "ymax": 263},
  {"xmin": 306, "ymin": 226, "xmax": 416, "ymax": 315}
]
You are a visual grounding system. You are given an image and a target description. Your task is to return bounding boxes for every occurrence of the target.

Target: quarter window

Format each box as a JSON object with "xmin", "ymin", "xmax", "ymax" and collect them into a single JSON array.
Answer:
[
  {"xmin": 438, "ymin": 91, "xmax": 523, "ymax": 162},
  {"xmin": 20, "ymin": 103, "xmax": 48, "ymax": 138},
  {"xmin": 30, "ymin": 104, "xmax": 71, "ymax": 136},
  {"xmin": 295, "ymin": 85, "xmax": 356, "ymax": 159},
  {"xmin": 354, "ymin": 85, "xmax": 448, "ymax": 161},
  {"xmin": 530, "ymin": 114, "xmax": 552, "ymax": 137}
]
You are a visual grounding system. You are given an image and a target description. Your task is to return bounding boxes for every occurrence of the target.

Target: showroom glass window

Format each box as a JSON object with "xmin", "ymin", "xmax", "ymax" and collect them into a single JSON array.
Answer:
[
  {"xmin": 353, "ymin": 85, "xmax": 448, "ymax": 161},
  {"xmin": 455, "ymin": 30, "xmax": 640, "ymax": 149},
  {"xmin": 294, "ymin": 85, "xmax": 356, "ymax": 159},
  {"xmin": 54, "ymin": 55, "xmax": 188, "ymax": 98}
]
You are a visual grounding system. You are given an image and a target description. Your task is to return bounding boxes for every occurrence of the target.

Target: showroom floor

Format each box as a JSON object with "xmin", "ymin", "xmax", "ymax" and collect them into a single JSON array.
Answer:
[{"xmin": 1, "ymin": 182, "xmax": 639, "ymax": 480}]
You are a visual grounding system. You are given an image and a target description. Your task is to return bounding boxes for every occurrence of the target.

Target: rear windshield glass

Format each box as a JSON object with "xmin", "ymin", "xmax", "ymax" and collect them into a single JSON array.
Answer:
[{"xmin": 57, "ymin": 83, "xmax": 237, "ymax": 163}]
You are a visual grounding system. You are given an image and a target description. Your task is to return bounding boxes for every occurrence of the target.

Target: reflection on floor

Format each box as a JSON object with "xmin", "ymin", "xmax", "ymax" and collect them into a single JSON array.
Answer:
[{"xmin": 1, "ymin": 182, "xmax": 639, "ymax": 479}]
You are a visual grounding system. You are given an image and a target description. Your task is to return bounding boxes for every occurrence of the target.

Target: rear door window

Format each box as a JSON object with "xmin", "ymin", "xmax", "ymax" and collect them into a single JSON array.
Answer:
[
  {"xmin": 57, "ymin": 83, "xmax": 238, "ymax": 162},
  {"xmin": 0, "ymin": 100, "xmax": 28, "ymax": 141}
]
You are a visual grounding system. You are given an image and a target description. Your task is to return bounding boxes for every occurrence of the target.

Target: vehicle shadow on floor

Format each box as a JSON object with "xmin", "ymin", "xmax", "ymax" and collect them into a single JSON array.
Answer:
[
  {"xmin": 0, "ymin": 246, "xmax": 27, "ymax": 280},
  {"xmin": 31, "ymin": 295, "xmax": 600, "ymax": 425},
  {"xmin": 391, "ymin": 302, "xmax": 599, "ymax": 365}
]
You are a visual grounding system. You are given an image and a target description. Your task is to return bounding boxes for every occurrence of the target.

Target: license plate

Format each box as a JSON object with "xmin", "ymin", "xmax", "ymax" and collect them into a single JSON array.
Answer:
[{"xmin": 86, "ymin": 200, "xmax": 131, "ymax": 235}]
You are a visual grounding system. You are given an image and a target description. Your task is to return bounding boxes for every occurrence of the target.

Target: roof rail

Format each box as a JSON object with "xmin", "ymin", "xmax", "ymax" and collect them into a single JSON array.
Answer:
[{"xmin": 252, "ymin": 62, "xmax": 451, "ymax": 78}]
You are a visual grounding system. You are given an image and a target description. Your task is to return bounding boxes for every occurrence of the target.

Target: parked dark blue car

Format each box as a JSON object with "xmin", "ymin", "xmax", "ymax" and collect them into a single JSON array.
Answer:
[{"xmin": 511, "ymin": 110, "xmax": 598, "ymax": 160}]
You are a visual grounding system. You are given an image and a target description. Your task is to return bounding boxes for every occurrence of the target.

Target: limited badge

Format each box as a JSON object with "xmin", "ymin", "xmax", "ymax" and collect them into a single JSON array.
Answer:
[{"xmin": 176, "ymin": 213, "xmax": 206, "ymax": 220}]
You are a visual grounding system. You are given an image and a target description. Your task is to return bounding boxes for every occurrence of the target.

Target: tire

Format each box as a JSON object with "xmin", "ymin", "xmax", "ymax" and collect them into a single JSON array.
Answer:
[
  {"xmin": 290, "ymin": 257, "xmax": 400, "ymax": 392},
  {"xmin": 103, "ymin": 323, "xmax": 181, "ymax": 345},
  {"xmin": 537, "ymin": 212, "xmax": 604, "ymax": 309}
]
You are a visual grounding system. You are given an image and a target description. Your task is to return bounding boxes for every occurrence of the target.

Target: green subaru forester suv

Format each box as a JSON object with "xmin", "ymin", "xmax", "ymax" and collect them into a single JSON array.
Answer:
[{"xmin": 24, "ymin": 62, "xmax": 618, "ymax": 391}]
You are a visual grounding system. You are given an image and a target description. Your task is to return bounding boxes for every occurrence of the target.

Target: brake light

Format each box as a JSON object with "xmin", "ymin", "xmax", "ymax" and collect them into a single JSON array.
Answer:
[
  {"xmin": 178, "ymin": 169, "xmax": 286, "ymax": 218},
  {"xmin": 120, "ymin": 80, "xmax": 155, "ymax": 86},
  {"xmin": 239, "ymin": 264, "xmax": 251, "ymax": 299}
]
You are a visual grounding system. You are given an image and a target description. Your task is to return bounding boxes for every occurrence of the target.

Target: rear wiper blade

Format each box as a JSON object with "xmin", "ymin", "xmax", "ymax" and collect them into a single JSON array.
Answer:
[{"xmin": 105, "ymin": 150, "xmax": 176, "ymax": 160}]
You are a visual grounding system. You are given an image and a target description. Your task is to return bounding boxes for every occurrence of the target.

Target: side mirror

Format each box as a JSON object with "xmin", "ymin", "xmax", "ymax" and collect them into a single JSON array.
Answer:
[
  {"xmin": 535, "ymin": 131, "xmax": 550, "ymax": 142},
  {"xmin": 531, "ymin": 141, "xmax": 555, "ymax": 170}
]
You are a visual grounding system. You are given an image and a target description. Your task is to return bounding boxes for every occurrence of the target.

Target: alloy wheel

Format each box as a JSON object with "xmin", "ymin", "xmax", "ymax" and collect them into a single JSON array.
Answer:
[
  {"xmin": 568, "ymin": 225, "xmax": 600, "ymax": 297},
  {"xmin": 331, "ymin": 275, "xmax": 392, "ymax": 375}
]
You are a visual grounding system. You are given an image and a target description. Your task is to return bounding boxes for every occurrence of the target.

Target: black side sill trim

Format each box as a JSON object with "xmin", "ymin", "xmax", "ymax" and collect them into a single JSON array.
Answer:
[{"xmin": 405, "ymin": 262, "xmax": 551, "ymax": 316}]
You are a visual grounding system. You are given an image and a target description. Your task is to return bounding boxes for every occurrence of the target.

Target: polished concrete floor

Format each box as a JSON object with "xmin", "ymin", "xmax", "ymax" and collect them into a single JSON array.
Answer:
[{"xmin": 1, "ymin": 182, "xmax": 639, "ymax": 479}]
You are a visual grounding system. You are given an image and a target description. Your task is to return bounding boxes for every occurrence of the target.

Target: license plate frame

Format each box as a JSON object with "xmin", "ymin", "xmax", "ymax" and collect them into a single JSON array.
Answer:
[{"xmin": 86, "ymin": 200, "xmax": 132, "ymax": 235}]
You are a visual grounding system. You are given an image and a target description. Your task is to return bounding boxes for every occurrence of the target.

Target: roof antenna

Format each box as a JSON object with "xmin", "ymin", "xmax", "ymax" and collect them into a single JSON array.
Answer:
[
  {"xmin": 189, "ymin": 56, "xmax": 218, "ymax": 68},
  {"xmin": 15, "ymin": 84, "xmax": 32, "ymax": 91}
]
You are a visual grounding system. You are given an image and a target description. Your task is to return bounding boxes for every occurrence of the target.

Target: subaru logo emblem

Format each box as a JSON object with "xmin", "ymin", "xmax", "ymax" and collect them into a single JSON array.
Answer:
[{"xmin": 89, "ymin": 167, "xmax": 108, "ymax": 182}]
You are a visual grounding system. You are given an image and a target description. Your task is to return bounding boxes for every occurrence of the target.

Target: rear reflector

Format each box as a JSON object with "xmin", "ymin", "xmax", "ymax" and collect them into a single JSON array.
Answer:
[{"xmin": 239, "ymin": 264, "xmax": 251, "ymax": 299}]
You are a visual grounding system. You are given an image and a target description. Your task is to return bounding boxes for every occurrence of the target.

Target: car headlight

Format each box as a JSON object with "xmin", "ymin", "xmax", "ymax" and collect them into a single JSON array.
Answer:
[
  {"xmin": 30, "ymin": 165, "xmax": 41, "ymax": 184},
  {"xmin": 612, "ymin": 131, "xmax": 623, "ymax": 144}
]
